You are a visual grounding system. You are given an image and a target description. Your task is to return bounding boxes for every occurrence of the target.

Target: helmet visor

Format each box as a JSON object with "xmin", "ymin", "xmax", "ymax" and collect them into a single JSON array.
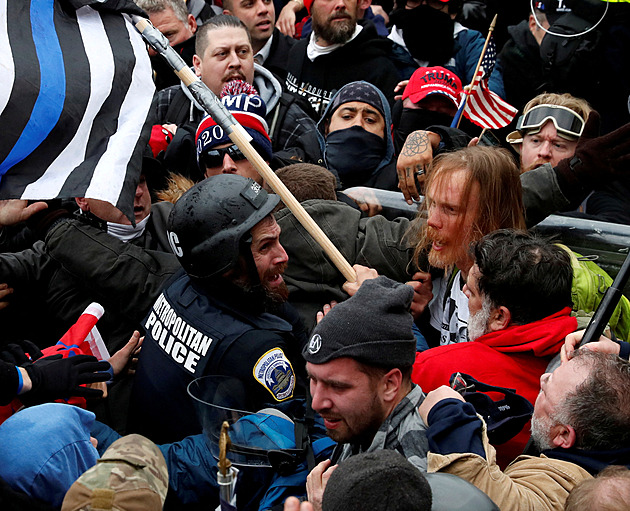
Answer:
[
  {"xmin": 516, "ymin": 104, "xmax": 585, "ymax": 139},
  {"xmin": 188, "ymin": 376, "xmax": 302, "ymax": 468}
]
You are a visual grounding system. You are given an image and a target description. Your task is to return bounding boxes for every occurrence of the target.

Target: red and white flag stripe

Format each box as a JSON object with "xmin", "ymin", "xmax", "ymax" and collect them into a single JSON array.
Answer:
[{"xmin": 463, "ymin": 69, "xmax": 518, "ymax": 129}]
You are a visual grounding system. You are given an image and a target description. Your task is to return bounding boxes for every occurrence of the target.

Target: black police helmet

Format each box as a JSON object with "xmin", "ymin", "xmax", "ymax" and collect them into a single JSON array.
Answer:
[{"xmin": 167, "ymin": 175, "xmax": 280, "ymax": 279}]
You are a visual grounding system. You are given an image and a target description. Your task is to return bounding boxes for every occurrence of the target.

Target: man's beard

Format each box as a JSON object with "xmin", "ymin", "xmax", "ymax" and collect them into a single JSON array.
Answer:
[
  {"xmin": 263, "ymin": 272, "xmax": 290, "ymax": 304},
  {"xmin": 233, "ymin": 262, "xmax": 289, "ymax": 304},
  {"xmin": 312, "ymin": 9, "xmax": 356, "ymax": 45},
  {"xmin": 426, "ymin": 226, "xmax": 473, "ymax": 270},
  {"xmin": 324, "ymin": 392, "xmax": 386, "ymax": 446},
  {"xmin": 468, "ymin": 298, "xmax": 492, "ymax": 341},
  {"xmin": 530, "ymin": 412, "xmax": 556, "ymax": 452},
  {"xmin": 261, "ymin": 261, "xmax": 290, "ymax": 305}
]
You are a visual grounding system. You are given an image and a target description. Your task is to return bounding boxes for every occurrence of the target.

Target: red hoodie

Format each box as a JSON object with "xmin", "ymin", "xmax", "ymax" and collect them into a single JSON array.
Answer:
[{"xmin": 412, "ymin": 307, "xmax": 577, "ymax": 468}]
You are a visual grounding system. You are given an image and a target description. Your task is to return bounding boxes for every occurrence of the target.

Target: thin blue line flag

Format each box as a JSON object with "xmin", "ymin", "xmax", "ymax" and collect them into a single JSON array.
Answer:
[{"xmin": 0, "ymin": 0, "xmax": 154, "ymax": 222}]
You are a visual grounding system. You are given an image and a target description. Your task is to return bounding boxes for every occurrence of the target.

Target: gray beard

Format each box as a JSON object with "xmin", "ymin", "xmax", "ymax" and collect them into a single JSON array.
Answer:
[
  {"xmin": 468, "ymin": 298, "xmax": 493, "ymax": 341},
  {"xmin": 530, "ymin": 412, "xmax": 556, "ymax": 452}
]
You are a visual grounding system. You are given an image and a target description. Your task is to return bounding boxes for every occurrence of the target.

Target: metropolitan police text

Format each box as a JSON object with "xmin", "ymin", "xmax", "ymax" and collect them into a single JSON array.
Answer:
[{"xmin": 145, "ymin": 294, "xmax": 213, "ymax": 373}]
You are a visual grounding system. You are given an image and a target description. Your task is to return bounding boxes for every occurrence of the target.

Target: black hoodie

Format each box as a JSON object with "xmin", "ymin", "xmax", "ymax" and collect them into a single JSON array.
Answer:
[
  {"xmin": 285, "ymin": 22, "xmax": 400, "ymax": 117},
  {"xmin": 498, "ymin": 20, "xmax": 550, "ymax": 113}
]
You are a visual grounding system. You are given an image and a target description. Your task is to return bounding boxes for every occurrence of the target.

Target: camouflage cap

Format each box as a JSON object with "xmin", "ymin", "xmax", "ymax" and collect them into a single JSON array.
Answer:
[{"xmin": 61, "ymin": 434, "xmax": 168, "ymax": 511}]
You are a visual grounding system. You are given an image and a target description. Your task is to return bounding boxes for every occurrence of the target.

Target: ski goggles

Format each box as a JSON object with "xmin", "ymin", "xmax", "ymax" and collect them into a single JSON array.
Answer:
[
  {"xmin": 516, "ymin": 104, "xmax": 585, "ymax": 140},
  {"xmin": 200, "ymin": 143, "xmax": 247, "ymax": 168}
]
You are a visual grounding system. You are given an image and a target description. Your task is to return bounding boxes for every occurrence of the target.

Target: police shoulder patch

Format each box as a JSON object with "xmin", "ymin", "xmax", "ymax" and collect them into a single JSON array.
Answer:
[{"xmin": 253, "ymin": 348, "xmax": 295, "ymax": 402}]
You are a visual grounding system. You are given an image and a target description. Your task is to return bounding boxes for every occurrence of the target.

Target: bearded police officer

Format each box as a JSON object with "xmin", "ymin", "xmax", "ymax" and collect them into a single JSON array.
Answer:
[{"xmin": 128, "ymin": 175, "xmax": 308, "ymax": 443}]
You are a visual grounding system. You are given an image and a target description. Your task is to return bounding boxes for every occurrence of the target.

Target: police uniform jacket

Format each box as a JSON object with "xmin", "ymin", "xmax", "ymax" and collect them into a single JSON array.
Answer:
[{"xmin": 128, "ymin": 271, "xmax": 308, "ymax": 444}]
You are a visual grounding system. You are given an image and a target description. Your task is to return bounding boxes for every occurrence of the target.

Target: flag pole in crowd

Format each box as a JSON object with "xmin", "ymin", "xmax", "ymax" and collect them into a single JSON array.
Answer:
[
  {"xmin": 451, "ymin": 14, "xmax": 518, "ymax": 131},
  {"xmin": 132, "ymin": 15, "xmax": 357, "ymax": 283},
  {"xmin": 455, "ymin": 14, "xmax": 498, "ymax": 129}
]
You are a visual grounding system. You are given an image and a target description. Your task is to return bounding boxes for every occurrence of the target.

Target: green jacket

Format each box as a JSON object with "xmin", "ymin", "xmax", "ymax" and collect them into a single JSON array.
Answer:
[{"xmin": 277, "ymin": 199, "xmax": 422, "ymax": 331}]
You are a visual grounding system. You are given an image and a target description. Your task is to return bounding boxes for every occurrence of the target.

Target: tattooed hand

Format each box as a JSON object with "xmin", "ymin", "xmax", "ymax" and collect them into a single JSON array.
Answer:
[{"xmin": 396, "ymin": 130, "xmax": 440, "ymax": 204}]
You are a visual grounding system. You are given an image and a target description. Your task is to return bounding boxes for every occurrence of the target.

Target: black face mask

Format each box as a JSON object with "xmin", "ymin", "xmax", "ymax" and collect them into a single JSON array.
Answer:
[
  {"xmin": 394, "ymin": 108, "xmax": 454, "ymax": 154},
  {"xmin": 325, "ymin": 126, "xmax": 386, "ymax": 188},
  {"xmin": 390, "ymin": 5, "xmax": 454, "ymax": 65}
]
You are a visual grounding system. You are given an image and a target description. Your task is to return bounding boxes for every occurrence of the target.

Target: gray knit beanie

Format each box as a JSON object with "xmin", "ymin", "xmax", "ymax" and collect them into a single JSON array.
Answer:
[
  {"xmin": 322, "ymin": 450, "xmax": 432, "ymax": 511},
  {"xmin": 302, "ymin": 277, "xmax": 415, "ymax": 368}
]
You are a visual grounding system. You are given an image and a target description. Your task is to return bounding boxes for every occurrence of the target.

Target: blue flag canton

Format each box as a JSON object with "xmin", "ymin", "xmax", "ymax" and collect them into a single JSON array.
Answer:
[{"xmin": 480, "ymin": 35, "xmax": 497, "ymax": 80}]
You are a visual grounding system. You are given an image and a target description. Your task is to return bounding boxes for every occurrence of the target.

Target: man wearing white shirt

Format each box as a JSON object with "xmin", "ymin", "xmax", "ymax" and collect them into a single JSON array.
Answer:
[{"xmin": 284, "ymin": 0, "xmax": 399, "ymax": 117}]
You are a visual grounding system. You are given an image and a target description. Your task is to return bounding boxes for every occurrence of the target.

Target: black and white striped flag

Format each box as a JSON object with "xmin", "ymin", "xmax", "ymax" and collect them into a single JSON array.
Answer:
[{"xmin": 0, "ymin": 0, "xmax": 154, "ymax": 222}]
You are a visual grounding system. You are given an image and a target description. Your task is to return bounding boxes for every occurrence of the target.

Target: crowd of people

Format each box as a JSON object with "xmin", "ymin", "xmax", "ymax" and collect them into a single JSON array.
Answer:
[{"xmin": 2, "ymin": 0, "xmax": 630, "ymax": 509}]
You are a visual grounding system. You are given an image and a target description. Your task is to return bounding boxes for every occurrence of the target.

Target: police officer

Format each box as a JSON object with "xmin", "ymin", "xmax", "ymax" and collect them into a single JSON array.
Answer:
[{"xmin": 128, "ymin": 175, "xmax": 308, "ymax": 443}]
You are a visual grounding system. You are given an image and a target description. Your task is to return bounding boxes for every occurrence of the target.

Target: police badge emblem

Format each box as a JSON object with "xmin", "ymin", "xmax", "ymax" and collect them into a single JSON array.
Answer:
[{"xmin": 253, "ymin": 348, "xmax": 295, "ymax": 401}]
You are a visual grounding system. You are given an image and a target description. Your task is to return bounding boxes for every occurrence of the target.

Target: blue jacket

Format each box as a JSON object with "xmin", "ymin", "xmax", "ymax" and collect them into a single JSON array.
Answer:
[
  {"xmin": 0, "ymin": 404, "xmax": 98, "ymax": 508},
  {"xmin": 450, "ymin": 27, "xmax": 505, "ymax": 98},
  {"xmin": 389, "ymin": 24, "xmax": 506, "ymax": 97}
]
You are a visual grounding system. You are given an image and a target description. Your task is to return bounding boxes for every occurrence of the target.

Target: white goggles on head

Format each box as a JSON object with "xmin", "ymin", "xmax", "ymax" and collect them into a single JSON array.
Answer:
[{"xmin": 516, "ymin": 104, "xmax": 585, "ymax": 139}]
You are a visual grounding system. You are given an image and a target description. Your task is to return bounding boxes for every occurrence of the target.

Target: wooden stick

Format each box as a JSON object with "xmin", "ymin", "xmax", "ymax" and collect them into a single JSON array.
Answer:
[
  {"xmin": 133, "ymin": 16, "xmax": 357, "ymax": 283},
  {"xmin": 230, "ymin": 127, "xmax": 357, "ymax": 282},
  {"xmin": 455, "ymin": 14, "xmax": 498, "ymax": 129},
  {"xmin": 469, "ymin": 14, "xmax": 498, "ymax": 92}
]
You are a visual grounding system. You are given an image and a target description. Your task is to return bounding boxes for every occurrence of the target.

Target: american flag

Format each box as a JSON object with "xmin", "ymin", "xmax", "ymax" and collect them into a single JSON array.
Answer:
[
  {"xmin": 462, "ymin": 35, "xmax": 518, "ymax": 130},
  {"xmin": 480, "ymin": 34, "xmax": 498, "ymax": 79},
  {"xmin": 0, "ymin": 0, "xmax": 154, "ymax": 223}
]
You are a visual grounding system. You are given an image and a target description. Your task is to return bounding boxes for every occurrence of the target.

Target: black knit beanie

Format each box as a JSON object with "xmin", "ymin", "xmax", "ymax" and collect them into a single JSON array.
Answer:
[
  {"xmin": 303, "ymin": 277, "xmax": 415, "ymax": 368},
  {"xmin": 322, "ymin": 450, "xmax": 432, "ymax": 511}
]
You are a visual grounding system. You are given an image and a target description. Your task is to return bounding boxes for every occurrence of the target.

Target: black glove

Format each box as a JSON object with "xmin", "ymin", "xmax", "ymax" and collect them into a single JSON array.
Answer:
[
  {"xmin": 555, "ymin": 112, "xmax": 630, "ymax": 203},
  {"xmin": 21, "ymin": 354, "xmax": 110, "ymax": 405},
  {"xmin": 0, "ymin": 340, "xmax": 43, "ymax": 365}
]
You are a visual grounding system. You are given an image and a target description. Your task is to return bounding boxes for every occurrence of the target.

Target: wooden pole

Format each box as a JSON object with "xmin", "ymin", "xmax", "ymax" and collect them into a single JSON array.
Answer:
[
  {"xmin": 229, "ymin": 128, "xmax": 356, "ymax": 281},
  {"xmin": 133, "ymin": 16, "xmax": 357, "ymax": 282}
]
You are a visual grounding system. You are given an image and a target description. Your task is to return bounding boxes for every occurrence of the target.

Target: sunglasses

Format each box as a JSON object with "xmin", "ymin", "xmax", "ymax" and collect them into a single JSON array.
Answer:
[
  {"xmin": 516, "ymin": 104, "xmax": 585, "ymax": 139},
  {"xmin": 200, "ymin": 144, "xmax": 247, "ymax": 168}
]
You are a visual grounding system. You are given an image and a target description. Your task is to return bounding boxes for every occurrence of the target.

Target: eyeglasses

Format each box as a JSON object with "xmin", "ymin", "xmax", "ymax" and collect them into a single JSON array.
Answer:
[
  {"xmin": 516, "ymin": 104, "xmax": 585, "ymax": 139},
  {"xmin": 201, "ymin": 144, "xmax": 247, "ymax": 168},
  {"xmin": 451, "ymin": 372, "xmax": 475, "ymax": 395}
]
